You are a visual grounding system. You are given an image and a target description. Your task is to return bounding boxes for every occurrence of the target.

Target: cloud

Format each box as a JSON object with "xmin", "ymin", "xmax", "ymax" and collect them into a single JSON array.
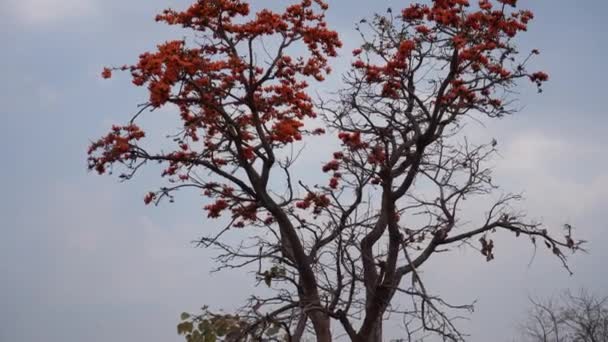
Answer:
[
  {"xmin": 497, "ymin": 131, "xmax": 608, "ymax": 220},
  {"xmin": 500, "ymin": 133, "xmax": 566, "ymax": 171},
  {"xmin": 4, "ymin": 0, "xmax": 99, "ymax": 26},
  {"xmin": 0, "ymin": 180, "xmax": 254, "ymax": 342}
]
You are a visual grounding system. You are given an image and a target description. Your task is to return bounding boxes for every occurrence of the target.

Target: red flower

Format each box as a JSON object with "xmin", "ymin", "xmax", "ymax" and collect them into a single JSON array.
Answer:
[
  {"xmin": 498, "ymin": 0, "xmax": 517, "ymax": 7},
  {"xmin": 398, "ymin": 40, "xmax": 416, "ymax": 55},
  {"xmin": 530, "ymin": 71, "xmax": 549, "ymax": 82},
  {"xmin": 312, "ymin": 128, "xmax": 326, "ymax": 135},
  {"xmin": 352, "ymin": 60, "xmax": 366, "ymax": 68},
  {"xmin": 101, "ymin": 68, "xmax": 112, "ymax": 79},
  {"xmin": 144, "ymin": 192, "xmax": 156, "ymax": 205},
  {"xmin": 296, "ymin": 201, "xmax": 310, "ymax": 209},
  {"xmin": 402, "ymin": 4, "xmax": 427, "ymax": 21},
  {"xmin": 415, "ymin": 25, "xmax": 431, "ymax": 35},
  {"xmin": 322, "ymin": 160, "xmax": 340, "ymax": 172},
  {"xmin": 204, "ymin": 199, "xmax": 229, "ymax": 218},
  {"xmin": 478, "ymin": 0, "xmax": 492, "ymax": 10}
]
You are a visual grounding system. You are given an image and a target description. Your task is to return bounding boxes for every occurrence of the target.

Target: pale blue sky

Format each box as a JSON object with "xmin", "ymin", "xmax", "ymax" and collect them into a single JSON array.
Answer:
[{"xmin": 1, "ymin": 1, "xmax": 607, "ymax": 341}]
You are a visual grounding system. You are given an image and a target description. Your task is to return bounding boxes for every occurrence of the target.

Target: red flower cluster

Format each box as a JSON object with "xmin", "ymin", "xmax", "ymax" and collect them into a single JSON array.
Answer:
[
  {"xmin": 160, "ymin": 151, "xmax": 198, "ymax": 177},
  {"xmin": 270, "ymin": 118, "xmax": 304, "ymax": 143},
  {"xmin": 91, "ymin": 0, "xmax": 549, "ymax": 235},
  {"xmin": 92, "ymin": 0, "xmax": 344, "ymax": 218},
  {"xmin": 87, "ymin": 124, "xmax": 145, "ymax": 174},
  {"xmin": 322, "ymin": 160, "xmax": 339, "ymax": 173},
  {"xmin": 205, "ymin": 199, "xmax": 230, "ymax": 218},
  {"xmin": 144, "ymin": 192, "xmax": 157, "ymax": 205},
  {"xmin": 101, "ymin": 68, "xmax": 112, "ymax": 79},
  {"xmin": 530, "ymin": 71, "xmax": 549, "ymax": 82},
  {"xmin": 338, "ymin": 131, "xmax": 368, "ymax": 150},
  {"xmin": 367, "ymin": 146, "xmax": 386, "ymax": 165},
  {"xmin": 296, "ymin": 192, "xmax": 331, "ymax": 214},
  {"xmin": 347, "ymin": 0, "xmax": 548, "ymax": 116},
  {"xmin": 415, "ymin": 25, "xmax": 431, "ymax": 35},
  {"xmin": 497, "ymin": 0, "xmax": 517, "ymax": 7},
  {"xmin": 329, "ymin": 177, "xmax": 339, "ymax": 189},
  {"xmin": 402, "ymin": 4, "xmax": 429, "ymax": 21},
  {"xmin": 232, "ymin": 203, "xmax": 259, "ymax": 222}
]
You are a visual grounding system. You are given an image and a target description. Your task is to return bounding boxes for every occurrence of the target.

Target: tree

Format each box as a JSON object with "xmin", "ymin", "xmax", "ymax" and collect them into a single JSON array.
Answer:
[
  {"xmin": 521, "ymin": 289, "xmax": 608, "ymax": 342},
  {"xmin": 88, "ymin": 1, "xmax": 583, "ymax": 341}
]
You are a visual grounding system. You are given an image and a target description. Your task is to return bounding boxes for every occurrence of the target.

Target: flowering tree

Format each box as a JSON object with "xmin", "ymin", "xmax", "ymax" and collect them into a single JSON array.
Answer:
[{"xmin": 89, "ymin": 0, "xmax": 582, "ymax": 341}]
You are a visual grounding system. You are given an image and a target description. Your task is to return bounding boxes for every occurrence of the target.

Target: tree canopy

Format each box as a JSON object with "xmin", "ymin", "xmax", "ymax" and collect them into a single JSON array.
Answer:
[{"xmin": 89, "ymin": 1, "xmax": 582, "ymax": 341}]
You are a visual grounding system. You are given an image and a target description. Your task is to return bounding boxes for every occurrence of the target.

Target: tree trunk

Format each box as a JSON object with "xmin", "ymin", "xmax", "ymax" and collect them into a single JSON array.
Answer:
[
  {"xmin": 266, "ymin": 203, "xmax": 331, "ymax": 341},
  {"xmin": 309, "ymin": 311, "xmax": 331, "ymax": 342},
  {"xmin": 292, "ymin": 310, "xmax": 307, "ymax": 342},
  {"xmin": 370, "ymin": 317, "xmax": 383, "ymax": 342},
  {"xmin": 356, "ymin": 318, "xmax": 383, "ymax": 342}
]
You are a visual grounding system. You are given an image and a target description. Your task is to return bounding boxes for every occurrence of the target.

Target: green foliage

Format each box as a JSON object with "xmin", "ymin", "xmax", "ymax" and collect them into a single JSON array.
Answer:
[
  {"xmin": 260, "ymin": 265, "xmax": 287, "ymax": 288},
  {"xmin": 177, "ymin": 307, "xmax": 288, "ymax": 342}
]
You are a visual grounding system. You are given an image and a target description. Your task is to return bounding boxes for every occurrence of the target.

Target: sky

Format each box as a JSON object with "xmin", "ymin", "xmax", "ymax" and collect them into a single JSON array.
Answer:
[{"xmin": 0, "ymin": 0, "xmax": 607, "ymax": 341}]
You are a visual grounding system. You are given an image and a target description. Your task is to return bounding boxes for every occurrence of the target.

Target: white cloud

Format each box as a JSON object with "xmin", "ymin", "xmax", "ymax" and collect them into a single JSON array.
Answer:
[
  {"xmin": 1, "ymin": 180, "xmax": 254, "ymax": 342},
  {"xmin": 4, "ymin": 0, "xmax": 99, "ymax": 26},
  {"xmin": 500, "ymin": 132, "xmax": 566, "ymax": 171},
  {"xmin": 497, "ymin": 131, "xmax": 608, "ymax": 221}
]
